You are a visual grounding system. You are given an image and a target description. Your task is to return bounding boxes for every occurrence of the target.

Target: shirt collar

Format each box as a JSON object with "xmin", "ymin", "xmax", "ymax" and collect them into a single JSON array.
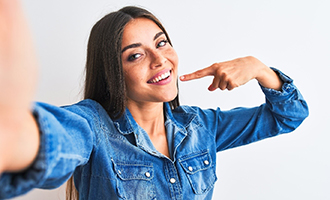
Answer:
[
  {"xmin": 113, "ymin": 105, "xmax": 163, "ymax": 157},
  {"xmin": 114, "ymin": 102, "xmax": 196, "ymax": 134},
  {"xmin": 164, "ymin": 103, "xmax": 197, "ymax": 133},
  {"xmin": 113, "ymin": 102, "xmax": 197, "ymax": 159},
  {"xmin": 113, "ymin": 108, "xmax": 135, "ymax": 135}
]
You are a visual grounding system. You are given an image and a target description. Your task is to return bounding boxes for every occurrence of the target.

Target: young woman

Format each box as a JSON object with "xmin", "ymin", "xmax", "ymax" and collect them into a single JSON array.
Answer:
[{"xmin": 0, "ymin": 1, "xmax": 308, "ymax": 199}]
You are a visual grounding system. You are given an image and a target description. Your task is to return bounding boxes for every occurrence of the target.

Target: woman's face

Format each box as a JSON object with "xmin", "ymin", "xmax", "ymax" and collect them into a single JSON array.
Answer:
[{"xmin": 121, "ymin": 18, "xmax": 178, "ymax": 106}]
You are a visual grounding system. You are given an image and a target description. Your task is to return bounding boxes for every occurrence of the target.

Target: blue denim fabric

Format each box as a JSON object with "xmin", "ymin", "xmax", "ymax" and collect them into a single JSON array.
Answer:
[{"xmin": 0, "ymin": 68, "xmax": 308, "ymax": 200}]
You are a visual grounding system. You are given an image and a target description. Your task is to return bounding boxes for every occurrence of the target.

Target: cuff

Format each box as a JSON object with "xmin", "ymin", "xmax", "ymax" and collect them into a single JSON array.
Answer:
[
  {"xmin": 0, "ymin": 104, "xmax": 51, "ymax": 199},
  {"xmin": 260, "ymin": 67, "xmax": 298, "ymax": 103}
]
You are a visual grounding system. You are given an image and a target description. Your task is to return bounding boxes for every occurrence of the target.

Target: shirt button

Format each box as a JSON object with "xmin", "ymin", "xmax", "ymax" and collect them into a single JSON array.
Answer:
[
  {"xmin": 204, "ymin": 160, "xmax": 210, "ymax": 165},
  {"xmin": 118, "ymin": 170, "xmax": 121, "ymax": 174},
  {"xmin": 145, "ymin": 172, "xmax": 151, "ymax": 178},
  {"xmin": 188, "ymin": 166, "xmax": 193, "ymax": 171},
  {"xmin": 170, "ymin": 178, "xmax": 176, "ymax": 183}
]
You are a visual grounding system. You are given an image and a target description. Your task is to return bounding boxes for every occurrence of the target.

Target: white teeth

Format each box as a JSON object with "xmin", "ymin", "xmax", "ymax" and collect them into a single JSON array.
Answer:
[{"xmin": 150, "ymin": 71, "xmax": 171, "ymax": 83}]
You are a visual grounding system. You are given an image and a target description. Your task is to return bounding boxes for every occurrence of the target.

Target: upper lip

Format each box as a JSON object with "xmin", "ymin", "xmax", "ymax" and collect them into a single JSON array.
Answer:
[{"xmin": 147, "ymin": 68, "xmax": 171, "ymax": 83}]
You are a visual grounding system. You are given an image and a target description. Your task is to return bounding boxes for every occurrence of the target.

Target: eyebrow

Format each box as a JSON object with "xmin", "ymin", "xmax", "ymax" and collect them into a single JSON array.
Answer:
[
  {"xmin": 121, "ymin": 31, "xmax": 165, "ymax": 53},
  {"xmin": 121, "ymin": 43, "xmax": 141, "ymax": 53},
  {"xmin": 153, "ymin": 32, "xmax": 164, "ymax": 41}
]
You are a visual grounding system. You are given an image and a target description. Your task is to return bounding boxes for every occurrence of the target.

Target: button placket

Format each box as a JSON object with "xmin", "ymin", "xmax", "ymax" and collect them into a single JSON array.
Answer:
[
  {"xmin": 164, "ymin": 160, "xmax": 182, "ymax": 199},
  {"xmin": 170, "ymin": 178, "xmax": 176, "ymax": 184}
]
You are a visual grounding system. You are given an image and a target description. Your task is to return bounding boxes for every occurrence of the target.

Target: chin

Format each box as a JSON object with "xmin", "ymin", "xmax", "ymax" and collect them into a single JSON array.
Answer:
[{"xmin": 162, "ymin": 90, "xmax": 178, "ymax": 103}]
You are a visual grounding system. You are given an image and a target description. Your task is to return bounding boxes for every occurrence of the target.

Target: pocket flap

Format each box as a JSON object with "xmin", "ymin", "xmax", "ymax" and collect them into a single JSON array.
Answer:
[
  {"xmin": 179, "ymin": 150, "xmax": 212, "ymax": 174},
  {"xmin": 178, "ymin": 150, "xmax": 216, "ymax": 194},
  {"xmin": 112, "ymin": 160, "xmax": 154, "ymax": 181}
]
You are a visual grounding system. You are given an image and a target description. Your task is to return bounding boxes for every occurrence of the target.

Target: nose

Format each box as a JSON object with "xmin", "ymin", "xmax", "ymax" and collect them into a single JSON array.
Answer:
[{"xmin": 149, "ymin": 50, "xmax": 166, "ymax": 69}]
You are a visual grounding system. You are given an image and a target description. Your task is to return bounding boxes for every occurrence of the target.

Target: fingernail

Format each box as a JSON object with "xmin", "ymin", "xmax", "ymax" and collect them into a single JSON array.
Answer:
[
  {"xmin": 208, "ymin": 85, "xmax": 215, "ymax": 91},
  {"xmin": 179, "ymin": 76, "xmax": 185, "ymax": 80}
]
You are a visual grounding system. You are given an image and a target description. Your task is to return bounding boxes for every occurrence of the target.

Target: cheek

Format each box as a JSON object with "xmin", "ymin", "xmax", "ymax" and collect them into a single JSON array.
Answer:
[
  {"xmin": 124, "ymin": 68, "xmax": 146, "ymax": 90},
  {"xmin": 167, "ymin": 48, "xmax": 179, "ymax": 70}
]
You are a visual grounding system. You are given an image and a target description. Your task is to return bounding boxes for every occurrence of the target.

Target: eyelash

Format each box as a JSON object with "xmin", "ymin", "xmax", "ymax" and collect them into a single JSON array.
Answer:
[
  {"xmin": 128, "ymin": 53, "xmax": 141, "ymax": 61},
  {"xmin": 157, "ymin": 39, "xmax": 168, "ymax": 48},
  {"xmin": 127, "ymin": 39, "xmax": 169, "ymax": 61}
]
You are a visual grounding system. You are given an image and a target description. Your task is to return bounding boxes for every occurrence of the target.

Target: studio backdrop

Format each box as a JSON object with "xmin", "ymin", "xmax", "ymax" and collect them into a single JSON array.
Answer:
[{"xmin": 12, "ymin": 0, "xmax": 330, "ymax": 199}]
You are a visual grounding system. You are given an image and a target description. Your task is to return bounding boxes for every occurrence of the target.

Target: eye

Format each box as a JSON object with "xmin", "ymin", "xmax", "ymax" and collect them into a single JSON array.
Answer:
[
  {"xmin": 127, "ymin": 53, "xmax": 142, "ymax": 61},
  {"xmin": 157, "ymin": 40, "xmax": 168, "ymax": 48}
]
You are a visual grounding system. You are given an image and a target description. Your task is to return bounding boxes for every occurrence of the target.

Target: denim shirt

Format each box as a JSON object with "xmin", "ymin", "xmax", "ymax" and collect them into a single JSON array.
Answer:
[{"xmin": 0, "ymin": 69, "xmax": 308, "ymax": 200}]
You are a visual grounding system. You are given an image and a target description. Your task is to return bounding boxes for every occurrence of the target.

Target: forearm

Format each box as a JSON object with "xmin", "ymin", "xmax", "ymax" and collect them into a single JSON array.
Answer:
[
  {"xmin": 214, "ymin": 68, "xmax": 308, "ymax": 151},
  {"xmin": 256, "ymin": 65, "xmax": 283, "ymax": 91},
  {"xmin": 0, "ymin": 110, "xmax": 39, "ymax": 173},
  {"xmin": 0, "ymin": 0, "xmax": 39, "ymax": 174}
]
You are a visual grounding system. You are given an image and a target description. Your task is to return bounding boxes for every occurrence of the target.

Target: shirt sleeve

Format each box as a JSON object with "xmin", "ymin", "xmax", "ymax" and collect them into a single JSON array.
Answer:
[
  {"xmin": 196, "ymin": 68, "xmax": 309, "ymax": 152},
  {"xmin": 0, "ymin": 99, "xmax": 100, "ymax": 199}
]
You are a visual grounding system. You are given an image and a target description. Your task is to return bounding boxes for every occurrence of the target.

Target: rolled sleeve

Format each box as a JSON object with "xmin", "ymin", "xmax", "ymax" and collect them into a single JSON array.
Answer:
[
  {"xmin": 0, "ymin": 100, "xmax": 99, "ymax": 199},
  {"xmin": 260, "ymin": 67, "xmax": 309, "ymax": 120},
  {"xmin": 196, "ymin": 67, "xmax": 309, "ymax": 152},
  {"xmin": 261, "ymin": 68, "xmax": 301, "ymax": 100}
]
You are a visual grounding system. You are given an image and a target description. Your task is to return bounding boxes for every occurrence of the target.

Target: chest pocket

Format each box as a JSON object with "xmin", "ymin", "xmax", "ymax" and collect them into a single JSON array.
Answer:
[
  {"xmin": 112, "ymin": 159, "xmax": 156, "ymax": 200},
  {"xmin": 179, "ymin": 150, "xmax": 217, "ymax": 194}
]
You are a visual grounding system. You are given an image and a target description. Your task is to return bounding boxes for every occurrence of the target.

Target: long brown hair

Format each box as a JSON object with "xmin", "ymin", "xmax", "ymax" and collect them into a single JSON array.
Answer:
[
  {"xmin": 66, "ymin": 6, "xmax": 179, "ymax": 200},
  {"xmin": 84, "ymin": 6, "xmax": 179, "ymax": 119}
]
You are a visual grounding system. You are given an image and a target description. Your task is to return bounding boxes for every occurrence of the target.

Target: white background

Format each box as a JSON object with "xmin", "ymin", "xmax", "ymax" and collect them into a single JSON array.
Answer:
[{"xmin": 12, "ymin": 0, "xmax": 329, "ymax": 199}]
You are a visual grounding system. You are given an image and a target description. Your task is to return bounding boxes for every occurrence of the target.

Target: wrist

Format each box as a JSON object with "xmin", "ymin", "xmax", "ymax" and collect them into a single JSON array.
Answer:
[
  {"xmin": 0, "ymin": 111, "xmax": 39, "ymax": 172},
  {"xmin": 256, "ymin": 66, "xmax": 283, "ymax": 91}
]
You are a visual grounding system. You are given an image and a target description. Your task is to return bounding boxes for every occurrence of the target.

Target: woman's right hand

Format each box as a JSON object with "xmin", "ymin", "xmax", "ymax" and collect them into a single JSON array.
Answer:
[
  {"xmin": 0, "ymin": 0, "xmax": 39, "ymax": 173},
  {"xmin": 0, "ymin": 0, "xmax": 37, "ymax": 111}
]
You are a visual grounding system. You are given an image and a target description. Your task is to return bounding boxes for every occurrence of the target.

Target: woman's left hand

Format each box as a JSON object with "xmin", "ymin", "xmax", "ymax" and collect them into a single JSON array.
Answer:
[{"xmin": 180, "ymin": 56, "xmax": 283, "ymax": 91}]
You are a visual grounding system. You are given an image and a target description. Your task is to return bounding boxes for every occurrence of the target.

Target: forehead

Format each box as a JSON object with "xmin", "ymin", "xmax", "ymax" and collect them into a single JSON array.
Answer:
[{"xmin": 121, "ymin": 18, "xmax": 163, "ymax": 47}]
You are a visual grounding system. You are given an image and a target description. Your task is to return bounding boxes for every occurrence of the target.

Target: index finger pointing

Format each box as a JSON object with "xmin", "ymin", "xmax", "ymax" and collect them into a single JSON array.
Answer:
[{"xmin": 180, "ymin": 66, "xmax": 214, "ymax": 81}]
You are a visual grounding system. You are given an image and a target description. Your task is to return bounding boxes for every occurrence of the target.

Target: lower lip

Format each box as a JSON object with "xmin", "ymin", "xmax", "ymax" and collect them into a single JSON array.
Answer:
[{"xmin": 148, "ymin": 72, "xmax": 173, "ymax": 85}]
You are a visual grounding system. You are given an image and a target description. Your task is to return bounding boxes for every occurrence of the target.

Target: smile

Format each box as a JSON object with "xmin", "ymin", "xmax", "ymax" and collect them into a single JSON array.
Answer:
[{"xmin": 147, "ymin": 69, "xmax": 171, "ymax": 84}]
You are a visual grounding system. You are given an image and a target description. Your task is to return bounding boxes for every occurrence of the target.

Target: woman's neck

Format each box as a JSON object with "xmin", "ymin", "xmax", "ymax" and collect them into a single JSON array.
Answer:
[
  {"xmin": 127, "ymin": 100, "xmax": 170, "ymax": 158},
  {"xmin": 126, "ymin": 101, "xmax": 165, "ymax": 137}
]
